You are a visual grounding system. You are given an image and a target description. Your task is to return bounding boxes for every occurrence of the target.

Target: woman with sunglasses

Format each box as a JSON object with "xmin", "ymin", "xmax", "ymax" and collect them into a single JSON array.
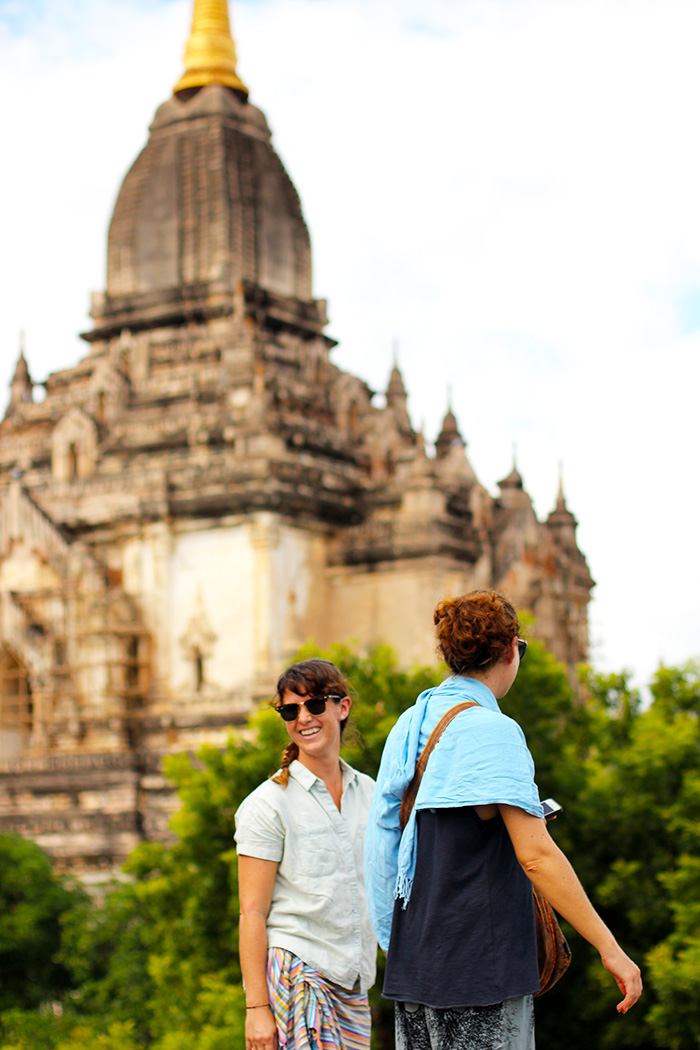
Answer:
[
  {"xmin": 235, "ymin": 658, "xmax": 376, "ymax": 1050},
  {"xmin": 364, "ymin": 590, "xmax": 641, "ymax": 1050}
]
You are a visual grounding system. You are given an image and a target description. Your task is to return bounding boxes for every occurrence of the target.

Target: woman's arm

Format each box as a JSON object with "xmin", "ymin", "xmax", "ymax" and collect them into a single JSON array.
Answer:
[
  {"xmin": 498, "ymin": 804, "xmax": 642, "ymax": 1014},
  {"xmin": 238, "ymin": 855, "xmax": 280, "ymax": 1050}
]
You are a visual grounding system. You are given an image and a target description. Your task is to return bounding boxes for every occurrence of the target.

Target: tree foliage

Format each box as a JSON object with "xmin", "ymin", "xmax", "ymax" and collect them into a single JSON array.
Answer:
[
  {"xmin": 2, "ymin": 648, "xmax": 700, "ymax": 1050},
  {"xmin": 0, "ymin": 833, "xmax": 83, "ymax": 1012},
  {"xmin": 533, "ymin": 659, "xmax": 700, "ymax": 1050}
]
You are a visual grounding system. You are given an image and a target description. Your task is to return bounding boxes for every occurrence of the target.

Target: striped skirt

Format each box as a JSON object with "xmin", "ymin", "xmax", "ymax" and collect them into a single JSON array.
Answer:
[{"xmin": 267, "ymin": 947, "xmax": 371, "ymax": 1050}]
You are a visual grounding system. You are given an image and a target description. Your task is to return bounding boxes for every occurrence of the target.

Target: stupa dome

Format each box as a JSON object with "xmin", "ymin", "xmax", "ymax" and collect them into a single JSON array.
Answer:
[{"xmin": 92, "ymin": 0, "xmax": 312, "ymax": 337}]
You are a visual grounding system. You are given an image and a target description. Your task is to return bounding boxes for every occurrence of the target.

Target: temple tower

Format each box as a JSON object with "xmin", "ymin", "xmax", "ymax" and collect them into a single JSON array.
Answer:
[{"xmin": 0, "ymin": 0, "xmax": 593, "ymax": 873}]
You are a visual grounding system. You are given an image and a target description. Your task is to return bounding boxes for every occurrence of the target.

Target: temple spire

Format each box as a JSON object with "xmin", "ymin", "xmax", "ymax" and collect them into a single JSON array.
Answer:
[
  {"xmin": 385, "ymin": 349, "xmax": 412, "ymax": 436},
  {"xmin": 6, "ymin": 330, "xmax": 33, "ymax": 418},
  {"xmin": 173, "ymin": 0, "xmax": 249, "ymax": 98},
  {"xmin": 386, "ymin": 358, "xmax": 407, "ymax": 404},
  {"xmin": 555, "ymin": 461, "xmax": 566, "ymax": 507},
  {"xmin": 547, "ymin": 464, "xmax": 578, "ymax": 546},
  {"xmin": 498, "ymin": 444, "xmax": 523, "ymax": 490},
  {"xmin": 435, "ymin": 392, "xmax": 465, "ymax": 459}
]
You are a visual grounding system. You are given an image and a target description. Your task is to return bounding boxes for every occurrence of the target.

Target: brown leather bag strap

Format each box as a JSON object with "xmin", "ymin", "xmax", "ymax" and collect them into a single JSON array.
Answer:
[{"xmin": 399, "ymin": 701, "xmax": 480, "ymax": 830}]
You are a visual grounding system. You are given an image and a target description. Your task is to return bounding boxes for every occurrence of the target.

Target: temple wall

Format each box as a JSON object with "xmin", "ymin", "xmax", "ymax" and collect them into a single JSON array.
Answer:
[
  {"xmin": 119, "ymin": 515, "xmax": 330, "ymax": 702},
  {"xmin": 325, "ymin": 561, "xmax": 475, "ymax": 669}
]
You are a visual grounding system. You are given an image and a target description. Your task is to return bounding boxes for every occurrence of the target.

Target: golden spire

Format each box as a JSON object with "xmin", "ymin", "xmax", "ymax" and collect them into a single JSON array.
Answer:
[{"xmin": 173, "ymin": 0, "xmax": 248, "ymax": 98}]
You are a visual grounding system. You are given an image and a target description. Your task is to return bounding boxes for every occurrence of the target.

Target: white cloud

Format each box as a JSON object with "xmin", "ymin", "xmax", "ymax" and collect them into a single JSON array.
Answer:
[{"xmin": 1, "ymin": 0, "xmax": 699, "ymax": 689}]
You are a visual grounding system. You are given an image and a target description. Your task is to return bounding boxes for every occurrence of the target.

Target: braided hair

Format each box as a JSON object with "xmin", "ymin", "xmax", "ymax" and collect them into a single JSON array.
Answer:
[{"xmin": 271, "ymin": 659, "xmax": 351, "ymax": 787}]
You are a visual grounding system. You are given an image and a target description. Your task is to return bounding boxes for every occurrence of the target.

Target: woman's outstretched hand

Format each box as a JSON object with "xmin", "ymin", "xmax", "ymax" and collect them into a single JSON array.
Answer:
[{"xmin": 600, "ymin": 944, "xmax": 643, "ymax": 1013}]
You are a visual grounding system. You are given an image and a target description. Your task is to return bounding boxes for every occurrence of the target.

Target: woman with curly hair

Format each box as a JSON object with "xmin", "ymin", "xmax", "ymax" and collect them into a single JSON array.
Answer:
[
  {"xmin": 235, "ymin": 658, "xmax": 376, "ymax": 1050},
  {"xmin": 364, "ymin": 590, "xmax": 641, "ymax": 1050}
]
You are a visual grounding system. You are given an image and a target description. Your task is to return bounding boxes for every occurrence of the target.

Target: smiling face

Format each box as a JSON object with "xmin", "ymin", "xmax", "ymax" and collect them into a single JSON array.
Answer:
[{"xmin": 280, "ymin": 686, "xmax": 352, "ymax": 766}]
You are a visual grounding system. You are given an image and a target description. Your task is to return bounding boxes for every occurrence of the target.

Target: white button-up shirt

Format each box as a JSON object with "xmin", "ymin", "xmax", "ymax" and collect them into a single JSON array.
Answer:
[{"xmin": 234, "ymin": 758, "xmax": 377, "ymax": 993}]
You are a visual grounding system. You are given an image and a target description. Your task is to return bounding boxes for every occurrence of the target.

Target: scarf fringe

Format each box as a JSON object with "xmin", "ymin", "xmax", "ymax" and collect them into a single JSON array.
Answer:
[{"xmin": 394, "ymin": 873, "xmax": 413, "ymax": 908}]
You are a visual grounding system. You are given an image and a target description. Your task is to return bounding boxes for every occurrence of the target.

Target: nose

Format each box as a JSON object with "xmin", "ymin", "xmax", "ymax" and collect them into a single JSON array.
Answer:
[{"xmin": 296, "ymin": 700, "xmax": 314, "ymax": 723}]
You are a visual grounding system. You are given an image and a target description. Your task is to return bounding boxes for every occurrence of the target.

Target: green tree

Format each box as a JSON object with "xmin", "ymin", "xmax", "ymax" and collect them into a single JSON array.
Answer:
[
  {"xmin": 0, "ymin": 833, "xmax": 83, "ymax": 1012},
  {"xmin": 7, "ymin": 646, "xmax": 700, "ymax": 1050},
  {"xmin": 0, "ymin": 1011, "xmax": 139, "ymax": 1050},
  {"xmin": 631, "ymin": 661, "xmax": 700, "ymax": 1050},
  {"xmin": 533, "ymin": 660, "xmax": 700, "ymax": 1050}
]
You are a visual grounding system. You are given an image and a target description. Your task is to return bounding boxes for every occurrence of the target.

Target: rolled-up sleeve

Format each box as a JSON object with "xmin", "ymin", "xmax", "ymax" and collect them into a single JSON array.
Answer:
[{"xmin": 235, "ymin": 795, "xmax": 285, "ymax": 863}]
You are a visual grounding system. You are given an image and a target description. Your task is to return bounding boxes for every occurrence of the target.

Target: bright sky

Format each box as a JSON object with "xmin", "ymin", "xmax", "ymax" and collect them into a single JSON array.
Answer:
[{"xmin": 1, "ymin": 0, "xmax": 699, "ymax": 691}]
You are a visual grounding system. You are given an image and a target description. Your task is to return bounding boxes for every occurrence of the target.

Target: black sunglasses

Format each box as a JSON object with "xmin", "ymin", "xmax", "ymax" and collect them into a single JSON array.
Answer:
[
  {"xmin": 275, "ymin": 694, "xmax": 343, "ymax": 722},
  {"xmin": 518, "ymin": 638, "xmax": 527, "ymax": 661}
]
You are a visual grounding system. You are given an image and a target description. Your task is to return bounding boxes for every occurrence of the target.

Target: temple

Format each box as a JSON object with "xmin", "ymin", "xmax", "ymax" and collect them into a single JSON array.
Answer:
[{"xmin": 0, "ymin": 0, "xmax": 593, "ymax": 875}]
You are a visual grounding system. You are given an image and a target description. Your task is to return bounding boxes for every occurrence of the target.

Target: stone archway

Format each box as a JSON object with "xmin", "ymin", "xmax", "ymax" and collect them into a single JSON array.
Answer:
[{"xmin": 0, "ymin": 645, "xmax": 33, "ymax": 759}]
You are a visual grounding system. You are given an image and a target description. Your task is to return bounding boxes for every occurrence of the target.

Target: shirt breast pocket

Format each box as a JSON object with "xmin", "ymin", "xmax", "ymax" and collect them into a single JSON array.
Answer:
[{"xmin": 289, "ymin": 828, "xmax": 339, "ymax": 888}]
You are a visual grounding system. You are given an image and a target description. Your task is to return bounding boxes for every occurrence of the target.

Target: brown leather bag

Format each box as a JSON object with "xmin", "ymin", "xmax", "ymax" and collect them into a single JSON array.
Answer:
[
  {"xmin": 399, "ymin": 700, "xmax": 571, "ymax": 996},
  {"xmin": 532, "ymin": 885, "xmax": 571, "ymax": 995}
]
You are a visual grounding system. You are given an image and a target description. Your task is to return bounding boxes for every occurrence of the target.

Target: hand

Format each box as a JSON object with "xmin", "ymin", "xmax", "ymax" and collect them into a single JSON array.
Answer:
[
  {"xmin": 245, "ymin": 1004, "xmax": 278, "ymax": 1050},
  {"xmin": 600, "ymin": 944, "xmax": 643, "ymax": 1013}
]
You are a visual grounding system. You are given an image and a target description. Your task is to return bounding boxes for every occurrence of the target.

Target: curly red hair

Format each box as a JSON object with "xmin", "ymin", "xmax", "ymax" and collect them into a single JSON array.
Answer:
[{"xmin": 434, "ymin": 590, "xmax": 519, "ymax": 675}]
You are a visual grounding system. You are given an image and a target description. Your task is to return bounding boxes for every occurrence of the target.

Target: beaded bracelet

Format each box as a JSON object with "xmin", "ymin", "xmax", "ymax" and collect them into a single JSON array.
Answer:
[{"xmin": 246, "ymin": 1004, "xmax": 269, "ymax": 1010}]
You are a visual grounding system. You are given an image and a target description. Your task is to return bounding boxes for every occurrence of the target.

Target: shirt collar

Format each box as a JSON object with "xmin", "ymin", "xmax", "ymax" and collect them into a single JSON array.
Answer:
[
  {"xmin": 340, "ymin": 757, "xmax": 358, "ymax": 789},
  {"xmin": 288, "ymin": 757, "xmax": 358, "ymax": 792}
]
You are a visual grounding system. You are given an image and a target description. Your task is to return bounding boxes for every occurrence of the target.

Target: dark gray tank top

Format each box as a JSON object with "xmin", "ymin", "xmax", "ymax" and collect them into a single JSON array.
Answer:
[{"xmin": 383, "ymin": 806, "xmax": 540, "ymax": 1008}]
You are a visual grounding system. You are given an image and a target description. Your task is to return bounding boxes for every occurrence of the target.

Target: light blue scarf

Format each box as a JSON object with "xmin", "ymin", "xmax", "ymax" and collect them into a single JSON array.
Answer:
[{"xmin": 364, "ymin": 675, "xmax": 544, "ymax": 950}]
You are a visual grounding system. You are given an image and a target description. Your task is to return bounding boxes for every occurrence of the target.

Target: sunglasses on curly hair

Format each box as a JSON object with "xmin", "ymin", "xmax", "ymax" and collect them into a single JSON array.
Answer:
[{"xmin": 275, "ymin": 695, "xmax": 344, "ymax": 722}]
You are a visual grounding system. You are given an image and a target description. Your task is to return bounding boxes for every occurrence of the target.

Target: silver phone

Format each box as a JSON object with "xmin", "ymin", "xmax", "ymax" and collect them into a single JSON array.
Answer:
[{"xmin": 541, "ymin": 797, "xmax": 563, "ymax": 819}]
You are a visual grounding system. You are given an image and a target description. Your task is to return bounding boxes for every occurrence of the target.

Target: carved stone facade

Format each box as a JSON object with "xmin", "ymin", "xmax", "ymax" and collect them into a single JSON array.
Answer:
[{"xmin": 0, "ymin": 1, "xmax": 593, "ymax": 875}]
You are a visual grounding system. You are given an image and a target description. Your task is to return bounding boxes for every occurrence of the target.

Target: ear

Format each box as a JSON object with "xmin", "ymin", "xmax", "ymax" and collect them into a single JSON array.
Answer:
[
  {"xmin": 505, "ymin": 636, "xmax": 519, "ymax": 664},
  {"xmin": 339, "ymin": 694, "xmax": 352, "ymax": 720}
]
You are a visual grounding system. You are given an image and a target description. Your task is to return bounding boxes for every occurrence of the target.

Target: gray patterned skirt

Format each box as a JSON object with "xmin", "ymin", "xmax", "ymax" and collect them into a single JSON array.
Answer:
[{"xmin": 394, "ymin": 995, "xmax": 535, "ymax": 1050}]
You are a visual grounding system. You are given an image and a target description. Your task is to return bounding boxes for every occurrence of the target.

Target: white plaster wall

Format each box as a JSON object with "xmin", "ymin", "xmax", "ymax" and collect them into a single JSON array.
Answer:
[
  {"xmin": 265, "ymin": 523, "xmax": 328, "ymax": 667},
  {"xmin": 120, "ymin": 517, "xmax": 330, "ymax": 698},
  {"xmin": 122, "ymin": 523, "xmax": 174, "ymax": 691},
  {"xmin": 326, "ymin": 561, "xmax": 476, "ymax": 669},
  {"xmin": 121, "ymin": 523, "xmax": 256, "ymax": 695},
  {"xmin": 166, "ymin": 527, "xmax": 257, "ymax": 695}
]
